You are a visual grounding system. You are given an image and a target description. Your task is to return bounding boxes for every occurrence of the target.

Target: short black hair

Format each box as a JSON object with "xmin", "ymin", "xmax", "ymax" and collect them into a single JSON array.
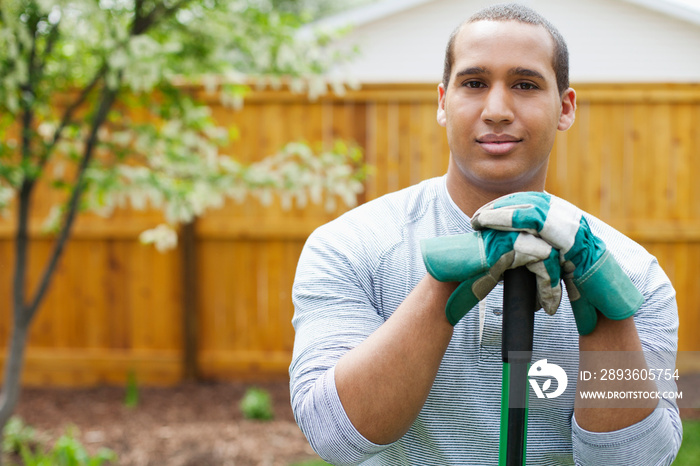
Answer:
[{"xmin": 442, "ymin": 3, "xmax": 569, "ymax": 95}]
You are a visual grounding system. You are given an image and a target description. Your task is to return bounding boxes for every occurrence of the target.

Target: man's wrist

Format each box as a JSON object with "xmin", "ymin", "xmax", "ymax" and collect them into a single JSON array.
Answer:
[
  {"xmin": 579, "ymin": 312, "xmax": 641, "ymax": 351},
  {"xmin": 422, "ymin": 274, "xmax": 460, "ymax": 325}
]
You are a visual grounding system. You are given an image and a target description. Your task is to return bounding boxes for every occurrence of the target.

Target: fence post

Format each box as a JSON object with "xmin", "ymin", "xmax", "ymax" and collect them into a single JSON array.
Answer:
[{"xmin": 181, "ymin": 220, "xmax": 199, "ymax": 381}]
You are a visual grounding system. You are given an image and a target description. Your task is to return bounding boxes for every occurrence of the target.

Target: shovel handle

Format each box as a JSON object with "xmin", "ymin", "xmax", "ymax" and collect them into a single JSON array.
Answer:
[
  {"xmin": 503, "ymin": 267, "xmax": 537, "ymax": 362},
  {"xmin": 500, "ymin": 267, "xmax": 537, "ymax": 466}
]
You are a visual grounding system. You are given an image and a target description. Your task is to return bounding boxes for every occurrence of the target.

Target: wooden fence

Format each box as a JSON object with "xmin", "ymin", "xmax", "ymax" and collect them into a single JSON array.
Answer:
[{"xmin": 0, "ymin": 83, "xmax": 699, "ymax": 386}]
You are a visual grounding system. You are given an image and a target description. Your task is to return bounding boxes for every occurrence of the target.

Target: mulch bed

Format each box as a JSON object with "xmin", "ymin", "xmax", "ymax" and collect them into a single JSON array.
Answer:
[{"xmin": 14, "ymin": 380, "xmax": 320, "ymax": 466}]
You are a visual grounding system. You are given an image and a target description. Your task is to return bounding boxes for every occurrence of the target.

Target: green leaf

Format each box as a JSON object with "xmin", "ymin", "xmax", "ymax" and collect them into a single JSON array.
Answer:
[{"xmin": 240, "ymin": 387, "xmax": 274, "ymax": 421}]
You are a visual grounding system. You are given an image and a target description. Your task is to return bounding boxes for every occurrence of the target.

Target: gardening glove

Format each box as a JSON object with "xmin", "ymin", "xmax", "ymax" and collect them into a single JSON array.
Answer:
[
  {"xmin": 471, "ymin": 192, "xmax": 644, "ymax": 335},
  {"xmin": 421, "ymin": 230, "xmax": 562, "ymax": 326}
]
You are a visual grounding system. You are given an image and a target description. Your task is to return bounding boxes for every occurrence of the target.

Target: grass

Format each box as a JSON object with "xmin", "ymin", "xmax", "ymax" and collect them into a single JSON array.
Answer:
[
  {"xmin": 288, "ymin": 460, "xmax": 329, "ymax": 466},
  {"xmin": 674, "ymin": 419, "xmax": 700, "ymax": 465}
]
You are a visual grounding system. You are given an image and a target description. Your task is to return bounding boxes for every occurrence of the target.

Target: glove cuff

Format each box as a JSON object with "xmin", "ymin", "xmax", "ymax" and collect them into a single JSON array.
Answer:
[
  {"xmin": 420, "ymin": 232, "xmax": 487, "ymax": 282},
  {"xmin": 569, "ymin": 296, "xmax": 598, "ymax": 336},
  {"xmin": 445, "ymin": 280, "xmax": 480, "ymax": 325},
  {"xmin": 573, "ymin": 250, "xmax": 644, "ymax": 321}
]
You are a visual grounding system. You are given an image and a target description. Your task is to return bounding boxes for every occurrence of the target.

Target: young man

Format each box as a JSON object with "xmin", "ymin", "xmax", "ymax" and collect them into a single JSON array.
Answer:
[{"xmin": 290, "ymin": 4, "xmax": 681, "ymax": 465}]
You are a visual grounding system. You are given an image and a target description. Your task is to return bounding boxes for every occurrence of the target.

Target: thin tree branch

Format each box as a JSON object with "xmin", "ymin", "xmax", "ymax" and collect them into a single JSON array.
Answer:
[
  {"xmin": 131, "ymin": 0, "xmax": 192, "ymax": 35},
  {"xmin": 25, "ymin": 83, "xmax": 119, "ymax": 324},
  {"xmin": 39, "ymin": 21, "xmax": 61, "ymax": 67},
  {"xmin": 19, "ymin": 10, "xmax": 40, "ymax": 164},
  {"xmin": 134, "ymin": 0, "xmax": 146, "ymax": 19},
  {"xmin": 38, "ymin": 64, "xmax": 108, "ymax": 169}
]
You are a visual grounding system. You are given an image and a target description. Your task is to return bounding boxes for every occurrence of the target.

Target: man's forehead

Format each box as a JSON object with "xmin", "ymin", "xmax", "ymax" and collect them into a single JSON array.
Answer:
[
  {"xmin": 452, "ymin": 20, "xmax": 556, "ymax": 74},
  {"xmin": 454, "ymin": 19, "xmax": 555, "ymax": 55}
]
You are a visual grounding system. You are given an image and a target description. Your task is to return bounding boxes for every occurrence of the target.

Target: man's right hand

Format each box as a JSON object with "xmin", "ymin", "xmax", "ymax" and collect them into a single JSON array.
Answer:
[{"xmin": 420, "ymin": 230, "xmax": 561, "ymax": 325}]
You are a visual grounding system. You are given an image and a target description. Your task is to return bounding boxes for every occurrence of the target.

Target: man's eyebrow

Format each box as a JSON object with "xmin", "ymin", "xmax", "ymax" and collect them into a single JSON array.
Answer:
[
  {"xmin": 509, "ymin": 67, "xmax": 546, "ymax": 81},
  {"xmin": 454, "ymin": 66, "xmax": 488, "ymax": 79}
]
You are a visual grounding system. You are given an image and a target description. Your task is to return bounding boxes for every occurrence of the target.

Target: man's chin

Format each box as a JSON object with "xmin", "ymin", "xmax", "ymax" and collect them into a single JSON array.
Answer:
[{"xmin": 467, "ymin": 166, "xmax": 545, "ymax": 194}]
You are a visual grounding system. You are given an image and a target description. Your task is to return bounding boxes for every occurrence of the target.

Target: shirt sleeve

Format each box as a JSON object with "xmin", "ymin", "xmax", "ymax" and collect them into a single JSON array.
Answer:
[
  {"xmin": 288, "ymin": 225, "xmax": 393, "ymax": 464},
  {"xmin": 571, "ymin": 256, "xmax": 683, "ymax": 465},
  {"xmin": 572, "ymin": 407, "xmax": 682, "ymax": 466}
]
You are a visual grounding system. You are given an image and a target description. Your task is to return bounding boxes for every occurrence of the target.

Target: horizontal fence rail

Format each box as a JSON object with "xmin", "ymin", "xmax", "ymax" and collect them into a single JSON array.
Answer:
[{"xmin": 0, "ymin": 83, "xmax": 699, "ymax": 386}]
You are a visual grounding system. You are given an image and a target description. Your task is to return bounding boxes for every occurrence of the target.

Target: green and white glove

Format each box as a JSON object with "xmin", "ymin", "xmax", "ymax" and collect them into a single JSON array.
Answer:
[
  {"xmin": 471, "ymin": 192, "xmax": 644, "ymax": 335},
  {"xmin": 421, "ymin": 230, "xmax": 561, "ymax": 326}
]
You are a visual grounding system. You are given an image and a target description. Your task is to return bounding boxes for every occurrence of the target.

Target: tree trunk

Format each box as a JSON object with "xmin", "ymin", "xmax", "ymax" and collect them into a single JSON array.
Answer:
[
  {"xmin": 0, "ymin": 321, "xmax": 29, "ymax": 466},
  {"xmin": 0, "ymin": 176, "xmax": 34, "ymax": 465}
]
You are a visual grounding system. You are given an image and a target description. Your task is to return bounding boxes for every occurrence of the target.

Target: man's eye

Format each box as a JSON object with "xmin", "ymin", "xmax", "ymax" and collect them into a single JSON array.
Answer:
[
  {"xmin": 463, "ymin": 81, "xmax": 485, "ymax": 89},
  {"xmin": 515, "ymin": 82, "xmax": 538, "ymax": 90}
]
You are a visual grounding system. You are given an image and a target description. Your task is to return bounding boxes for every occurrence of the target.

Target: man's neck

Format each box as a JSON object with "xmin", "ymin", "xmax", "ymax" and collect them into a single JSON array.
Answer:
[{"xmin": 445, "ymin": 159, "xmax": 547, "ymax": 217}]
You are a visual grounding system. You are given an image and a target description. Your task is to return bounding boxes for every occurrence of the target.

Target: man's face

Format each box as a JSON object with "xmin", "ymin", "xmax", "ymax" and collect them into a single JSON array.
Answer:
[{"xmin": 438, "ymin": 20, "xmax": 575, "ymax": 197}]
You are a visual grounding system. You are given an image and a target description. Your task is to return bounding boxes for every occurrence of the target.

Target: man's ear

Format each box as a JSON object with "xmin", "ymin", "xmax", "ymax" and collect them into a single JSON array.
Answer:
[
  {"xmin": 437, "ymin": 83, "xmax": 447, "ymax": 127},
  {"xmin": 558, "ymin": 88, "xmax": 576, "ymax": 131}
]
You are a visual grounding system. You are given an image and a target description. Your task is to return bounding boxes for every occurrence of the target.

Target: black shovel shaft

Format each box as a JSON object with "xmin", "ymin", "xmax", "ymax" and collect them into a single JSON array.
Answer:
[
  {"xmin": 502, "ymin": 267, "xmax": 537, "ymax": 466},
  {"xmin": 503, "ymin": 267, "xmax": 537, "ymax": 363}
]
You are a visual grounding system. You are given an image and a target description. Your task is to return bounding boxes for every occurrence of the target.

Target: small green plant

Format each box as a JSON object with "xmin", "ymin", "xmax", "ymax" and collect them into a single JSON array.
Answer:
[
  {"xmin": 240, "ymin": 387, "xmax": 274, "ymax": 421},
  {"xmin": 2, "ymin": 418, "xmax": 116, "ymax": 466},
  {"xmin": 2, "ymin": 416, "xmax": 39, "ymax": 455},
  {"xmin": 124, "ymin": 370, "xmax": 139, "ymax": 409},
  {"xmin": 20, "ymin": 427, "xmax": 117, "ymax": 466}
]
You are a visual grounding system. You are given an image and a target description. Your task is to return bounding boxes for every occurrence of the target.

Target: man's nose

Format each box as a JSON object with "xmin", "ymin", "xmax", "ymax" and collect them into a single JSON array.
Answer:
[{"xmin": 481, "ymin": 85, "xmax": 514, "ymax": 124}]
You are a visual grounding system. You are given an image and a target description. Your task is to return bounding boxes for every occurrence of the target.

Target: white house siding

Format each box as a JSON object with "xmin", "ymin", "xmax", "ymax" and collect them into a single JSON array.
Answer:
[
  {"xmin": 326, "ymin": 0, "xmax": 700, "ymax": 83},
  {"xmin": 537, "ymin": 0, "xmax": 700, "ymax": 82}
]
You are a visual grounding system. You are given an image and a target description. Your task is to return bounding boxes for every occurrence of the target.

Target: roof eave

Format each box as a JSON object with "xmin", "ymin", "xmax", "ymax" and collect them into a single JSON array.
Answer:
[{"xmin": 619, "ymin": 0, "xmax": 700, "ymax": 27}]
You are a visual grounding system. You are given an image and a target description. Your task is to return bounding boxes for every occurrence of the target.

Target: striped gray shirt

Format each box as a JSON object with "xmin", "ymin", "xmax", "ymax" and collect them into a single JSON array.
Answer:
[{"xmin": 290, "ymin": 176, "xmax": 681, "ymax": 465}]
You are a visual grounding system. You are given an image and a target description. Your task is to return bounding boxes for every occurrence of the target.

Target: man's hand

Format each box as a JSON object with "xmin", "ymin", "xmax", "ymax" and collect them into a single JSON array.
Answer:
[
  {"xmin": 471, "ymin": 192, "xmax": 644, "ymax": 335},
  {"xmin": 421, "ymin": 230, "xmax": 561, "ymax": 325}
]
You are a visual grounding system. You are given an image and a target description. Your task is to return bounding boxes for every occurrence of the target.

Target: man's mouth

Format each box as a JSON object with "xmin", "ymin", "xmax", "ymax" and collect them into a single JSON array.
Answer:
[{"xmin": 476, "ymin": 134, "xmax": 522, "ymax": 155}]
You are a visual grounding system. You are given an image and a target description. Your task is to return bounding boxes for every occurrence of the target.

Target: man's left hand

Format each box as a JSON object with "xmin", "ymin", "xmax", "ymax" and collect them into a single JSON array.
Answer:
[{"xmin": 471, "ymin": 192, "xmax": 644, "ymax": 335}]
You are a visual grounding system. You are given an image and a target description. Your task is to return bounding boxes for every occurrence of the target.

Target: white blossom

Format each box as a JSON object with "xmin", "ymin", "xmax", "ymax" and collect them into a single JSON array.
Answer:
[
  {"xmin": 324, "ymin": 196, "xmax": 336, "ymax": 212},
  {"xmin": 165, "ymin": 202, "xmax": 194, "ymax": 224},
  {"xmin": 307, "ymin": 75, "xmax": 328, "ymax": 101},
  {"xmin": 309, "ymin": 183, "xmax": 323, "ymax": 205},
  {"xmin": 111, "ymin": 131, "xmax": 133, "ymax": 146},
  {"xmin": 139, "ymin": 224, "xmax": 178, "ymax": 252},
  {"xmin": 276, "ymin": 42, "xmax": 297, "ymax": 71},
  {"xmin": 41, "ymin": 205, "xmax": 64, "ymax": 232},
  {"xmin": 37, "ymin": 122, "xmax": 56, "ymax": 140},
  {"xmin": 0, "ymin": 185, "xmax": 15, "ymax": 212},
  {"xmin": 108, "ymin": 48, "xmax": 129, "ymax": 71},
  {"xmin": 279, "ymin": 192, "xmax": 293, "ymax": 210},
  {"xmin": 257, "ymin": 189, "xmax": 273, "ymax": 206},
  {"xmin": 330, "ymin": 77, "xmax": 347, "ymax": 97},
  {"xmin": 294, "ymin": 190, "xmax": 308, "ymax": 209},
  {"xmin": 129, "ymin": 189, "xmax": 148, "ymax": 211},
  {"xmin": 289, "ymin": 77, "xmax": 306, "ymax": 94},
  {"xmin": 52, "ymin": 161, "xmax": 66, "ymax": 178}
]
